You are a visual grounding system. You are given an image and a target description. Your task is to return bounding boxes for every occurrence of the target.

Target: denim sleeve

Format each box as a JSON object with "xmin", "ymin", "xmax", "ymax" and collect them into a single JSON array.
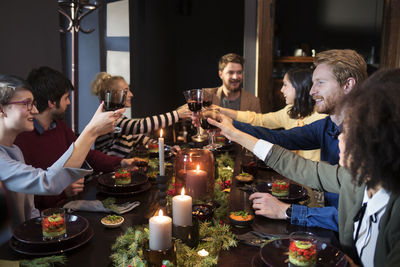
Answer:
[
  {"xmin": 290, "ymin": 205, "xmax": 339, "ymax": 232},
  {"xmin": 232, "ymin": 120, "xmax": 321, "ymax": 150}
]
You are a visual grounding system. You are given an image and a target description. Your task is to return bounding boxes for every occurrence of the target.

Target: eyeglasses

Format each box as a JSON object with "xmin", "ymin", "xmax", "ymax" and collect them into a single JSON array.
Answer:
[{"xmin": 6, "ymin": 99, "xmax": 37, "ymax": 111}]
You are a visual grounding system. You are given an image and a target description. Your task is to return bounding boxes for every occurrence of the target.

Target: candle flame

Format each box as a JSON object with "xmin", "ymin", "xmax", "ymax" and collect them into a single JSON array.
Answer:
[
  {"xmin": 181, "ymin": 188, "xmax": 185, "ymax": 195},
  {"xmin": 196, "ymin": 164, "xmax": 200, "ymax": 172},
  {"xmin": 158, "ymin": 209, "xmax": 163, "ymax": 216},
  {"xmin": 160, "ymin": 129, "xmax": 163, "ymax": 138}
]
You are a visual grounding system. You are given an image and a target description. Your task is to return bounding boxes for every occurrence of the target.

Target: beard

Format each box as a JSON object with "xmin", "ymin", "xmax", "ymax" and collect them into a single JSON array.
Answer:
[
  {"xmin": 225, "ymin": 80, "xmax": 243, "ymax": 93},
  {"xmin": 51, "ymin": 109, "xmax": 66, "ymax": 121}
]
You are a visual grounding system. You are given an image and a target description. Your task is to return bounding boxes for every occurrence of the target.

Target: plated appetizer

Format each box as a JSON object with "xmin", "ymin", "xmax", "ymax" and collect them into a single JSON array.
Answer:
[
  {"xmin": 147, "ymin": 141, "xmax": 159, "ymax": 154},
  {"xmin": 229, "ymin": 211, "xmax": 254, "ymax": 227},
  {"xmin": 235, "ymin": 172, "xmax": 254, "ymax": 183},
  {"xmin": 271, "ymin": 180, "xmax": 289, "ymax": 197},
  {"xmin": 114, "ymin": 168, "xmax": 131, "ymax": 185},
  {"xmin": 42, "ymin": 213, "xmax": 66, "ymax": 240},
  {"xmin": 289, "ymin": 239, "xmax": 317, "ymax": 266},
  {"xmin": 101, "ymin": 215, "xmax": 124, "ymax": 228}
]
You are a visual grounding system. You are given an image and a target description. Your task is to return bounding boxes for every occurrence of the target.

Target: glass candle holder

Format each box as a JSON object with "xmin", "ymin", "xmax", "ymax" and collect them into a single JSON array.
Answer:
[
  {"xmin": 175, "ymin": 148, "xmax": 215, "ymax": 202},
  {"xmin": 41, "ymin": 208, "xmax": 67, "ymax": 241}
]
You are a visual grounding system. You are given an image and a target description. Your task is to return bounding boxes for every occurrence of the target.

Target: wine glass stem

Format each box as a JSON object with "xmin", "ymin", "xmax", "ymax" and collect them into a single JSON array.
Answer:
[{"xmin": 210, "ymin": 131, "xmax": 215, "ymax": 145}]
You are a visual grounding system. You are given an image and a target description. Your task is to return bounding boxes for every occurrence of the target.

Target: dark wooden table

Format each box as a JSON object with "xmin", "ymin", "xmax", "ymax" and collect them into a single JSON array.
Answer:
[{"xmin": 0, "ymin": 146, "xmax": 339, "ymax": 266}]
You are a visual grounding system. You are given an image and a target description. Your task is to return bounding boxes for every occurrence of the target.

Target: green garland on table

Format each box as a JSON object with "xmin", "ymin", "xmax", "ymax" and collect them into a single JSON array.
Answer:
[
  {"xmin": 19, "ymin": 255, "xmax": 67, "ymax": 267},
  {"xmin": 110, "ymin": 222, "xmax": 237, "ymax": 267}
]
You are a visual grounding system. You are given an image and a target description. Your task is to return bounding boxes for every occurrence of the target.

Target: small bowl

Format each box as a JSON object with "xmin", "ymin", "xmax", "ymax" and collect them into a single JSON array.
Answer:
[
  {"xmin": 192, "ymin": 204, "xmax": 214, "ymax": 222},
  {"xmin": 229, "ymin": 211, "xmax": 255, "ymax": 228},
  {"xmin": 101, "ymin": 215, "xmax": 124, "ymax": 228},
  {"xmin": 235, "ymin": 173, "xmax": 254, "ymax": 184}
]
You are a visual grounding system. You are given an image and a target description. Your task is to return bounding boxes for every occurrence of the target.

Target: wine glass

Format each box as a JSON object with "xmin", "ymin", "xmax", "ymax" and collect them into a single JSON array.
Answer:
[
  {"xmin": 103, "ymin": 89, "xmax": 127, "ymax": 133},
  {"xmin": 202, "ymin": 89, "xmax": 212, "ymax": 108},
  {"xmin": 183, "ymin": 89, "xmax": 208, "ymax": 142},
  {"xmin": 201, "ymin": 108, "xmax": 222, "ymax": 150}
]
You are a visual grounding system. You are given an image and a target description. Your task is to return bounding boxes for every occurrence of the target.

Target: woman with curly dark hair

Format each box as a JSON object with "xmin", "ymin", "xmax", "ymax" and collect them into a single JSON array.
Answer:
[
  {"xmin": 217, "ymin": 68, "xmax": 326, "ymax": 161},
  {"xmin": 209, "ymin": 68, "xmax": 400, "ymax": 266}
]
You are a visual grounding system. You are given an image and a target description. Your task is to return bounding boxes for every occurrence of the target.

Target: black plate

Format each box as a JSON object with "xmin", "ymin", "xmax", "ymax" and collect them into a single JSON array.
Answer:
[
  {"xmin": 260, "ymin": 238, "xmax": 347, "ymax": 267},
  {"xmin": 97, "ymin": 172, "xmax": 148, "ymax": 193},
  {"xmin": 97, "ymin": 181, "xmax": 152, "ymax": 196},
  {"xmin": 251, "ymin": 254, "xmax": 265, "ymax": 267},
  {"xmin": 10, "ymin": 215, "xmax": 93, "ymax": 255},
  {"xmin": 256, "ymin": 182, "xmax": 308, "ymax": 203}
]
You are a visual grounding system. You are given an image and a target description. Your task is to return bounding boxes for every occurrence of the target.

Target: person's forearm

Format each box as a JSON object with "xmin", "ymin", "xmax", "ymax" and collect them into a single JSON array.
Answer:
[
  {"xmin": 220, "ymin": 107, "xmax": 238, "ymax": 120},
  {"xmin": 64, "ymin": 125, "xmax": 98, "ymax": 168},
  {"xmin": 230, "ymin": 128, "xmax": 258, "ymax": 152}
]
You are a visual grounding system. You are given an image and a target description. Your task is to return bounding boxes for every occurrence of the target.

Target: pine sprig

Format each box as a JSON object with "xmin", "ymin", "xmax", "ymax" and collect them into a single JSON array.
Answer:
[
  {"xmin": 110, "ymin": 226, "xmax": 149, "ymax": 267},
  {"xmin": 20, "ymin": 255, "xmax": 67, "ymax": 267}
]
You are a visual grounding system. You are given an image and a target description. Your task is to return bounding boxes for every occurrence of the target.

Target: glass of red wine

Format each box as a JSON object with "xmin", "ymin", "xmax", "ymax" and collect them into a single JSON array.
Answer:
[
  {"xmin": 183, "ymin": 89, "xmax": 208, "ymax": 142},
  {"xmin": 202, "ymin": 89, "xmax": 212, "ymax": 108},
  {"xmin": 201, "ymin": 108, "xmax": 222, "ymax": 150},
  {"xmin": 103, "ymin": 89, "xmax": 127, "ymax": 133}
]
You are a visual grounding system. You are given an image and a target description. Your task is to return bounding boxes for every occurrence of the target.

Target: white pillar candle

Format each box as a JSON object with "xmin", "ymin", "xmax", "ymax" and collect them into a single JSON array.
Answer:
[
  {"xmin": 159, "ymin": 129, "xmax": 165, "ymax": 176},
  {"xmin": 186, "ymin": 165, "xmax": 208, "ymax": 199},
  {"xmin": 172, "ymin": 188, "xmax": 193, "ymax": 226},
  {"xmin": 149, "ymin": 209, "xmax": 172, "ymax": 251}
]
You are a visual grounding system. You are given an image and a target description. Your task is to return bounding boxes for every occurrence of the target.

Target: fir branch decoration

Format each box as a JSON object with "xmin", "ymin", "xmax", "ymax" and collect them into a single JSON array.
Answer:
[
  {"xmin": 20, "ymin": 255, "xmax": 67, "ymax": 267},
  {"xmin": 110, "ymin": 222, "xmax": 237, "ymax": 267},
  {"xmin": 110, "ymin": 226, "xmax": 149, "ymax": 267},
  {"xmin": 102, "ymin": 197, "xmax": 120, "ymax": 213}
]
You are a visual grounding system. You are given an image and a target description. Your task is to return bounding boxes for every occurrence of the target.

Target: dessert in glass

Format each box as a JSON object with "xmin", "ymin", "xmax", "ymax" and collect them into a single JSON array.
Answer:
[
  {"xmin": 114, "ymin": 168, "xmax": 131, "ymax": 185},
  {"xmin": 271, "ymin": 180, "xmax": 289, "ymax": 197},
  {"xmin": 42, "ymin": 208, "xmax": 67, "ymax": 240},
  {"xmin": 289, "ymin": 232, "xmax": 317, "ymax": 266}
]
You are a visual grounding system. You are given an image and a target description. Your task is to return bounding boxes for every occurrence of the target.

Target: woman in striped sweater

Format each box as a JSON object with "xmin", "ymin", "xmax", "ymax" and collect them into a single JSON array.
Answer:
[{"xmin": 91, "ymin": 72, "xmax": 189, "ymax": 158}]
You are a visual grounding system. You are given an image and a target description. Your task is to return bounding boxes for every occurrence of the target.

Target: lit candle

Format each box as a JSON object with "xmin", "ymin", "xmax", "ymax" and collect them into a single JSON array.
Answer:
[
  {"xmin": 172, "ymin": 188, "xmax": 193, "ymax": 226},
  {"xmin": 185, "ymin": 165, "xmax": 208, "ymax": 200},
  {"xmin": 149, "ymin": 209, "xmax": 172, "ymax": 251},
  {"xmin": 159, "ymin": 129, "xmax": 165, "ymax": 176},
  {"xmin": 198, "ymin": 249, "xmax": 209, "ymax": 257}
]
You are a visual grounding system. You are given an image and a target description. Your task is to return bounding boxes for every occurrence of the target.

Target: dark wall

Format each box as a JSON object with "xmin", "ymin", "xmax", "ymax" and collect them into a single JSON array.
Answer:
[
  {"xmin": 130, "ymin": 0, "xmax": 244, "ymax": 117},
  {"xmin": 0, "ymin": 0, "xmax": 61, "ymax": 77},
  {"xmin": 275, "ymin": 0, "xmax": 383, "ymax": 62}
]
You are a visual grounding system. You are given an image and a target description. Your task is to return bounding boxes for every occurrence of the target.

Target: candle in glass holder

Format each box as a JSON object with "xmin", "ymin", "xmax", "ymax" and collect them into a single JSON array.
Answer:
[
  {"xmin": 172, "ymin": 188, "xmax": 192, "ymax": 226},
  {"xmin": 149, "ymin": 209, "xmax": 172, "ymax": 251},
  {"xmin": 198, "ymin": 249, "xmax": 209, "ymax": 257},
  {"xmin": 186, "ymin": 165, "xmax": 207, "ymax": 200},
  {"xmin": 159, "ymin": 129, "xmax": 165, "ymax": 176}
]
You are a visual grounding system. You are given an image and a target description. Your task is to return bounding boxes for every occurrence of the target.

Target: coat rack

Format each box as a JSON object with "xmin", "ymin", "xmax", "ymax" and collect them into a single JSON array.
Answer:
[{"xmin": 58, "ymin": 0, "xmax": 99, "ymax": 133}]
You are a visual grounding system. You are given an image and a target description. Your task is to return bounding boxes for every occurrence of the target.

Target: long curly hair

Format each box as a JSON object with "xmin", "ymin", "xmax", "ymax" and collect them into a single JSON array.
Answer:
[
  {"xmin": 340, "ymin": 68, "xmax": 400, "ymax": 193},
  {"xmin": 286, "ymin": 68, "xmax": 315, "ymax": 119}
]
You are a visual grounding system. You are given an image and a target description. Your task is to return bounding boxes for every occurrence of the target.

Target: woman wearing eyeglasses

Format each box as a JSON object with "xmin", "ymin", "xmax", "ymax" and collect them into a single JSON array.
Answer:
[
  {"xmin": 0, "ymin": 74, "xmax": 120, "ymax": 228},
  {"xmin": 91, "ymin": 72, "xmax": 191, "ymax": 158}
]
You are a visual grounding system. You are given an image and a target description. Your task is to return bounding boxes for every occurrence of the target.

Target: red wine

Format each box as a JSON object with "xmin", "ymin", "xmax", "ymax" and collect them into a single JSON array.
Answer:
[
  {"xmin": 188, "ymin": 100, "xmax": 202, "ymax": 112},
  {"xmin": 203, "ymin": 100, "xmax": 212, "ymax": 107},
  {"xmin": 201, "ymin": 118, "xmax": 217, "ymax": 130},
  {"xmin": 104, "ymin": 102, "xmax": 125, "ymax": 111}
]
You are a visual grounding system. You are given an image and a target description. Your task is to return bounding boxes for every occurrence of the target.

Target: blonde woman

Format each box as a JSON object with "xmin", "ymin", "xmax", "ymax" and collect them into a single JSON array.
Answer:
[{"xmin": 91, "ymin": 72, "xmax": 190, "ymax": 158}]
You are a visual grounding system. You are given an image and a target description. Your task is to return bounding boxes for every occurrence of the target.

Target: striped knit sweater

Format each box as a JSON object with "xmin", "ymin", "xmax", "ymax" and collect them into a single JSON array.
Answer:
[{"xmin": 95, "ymin": 111, "xmax": 179, "ymax": 158}]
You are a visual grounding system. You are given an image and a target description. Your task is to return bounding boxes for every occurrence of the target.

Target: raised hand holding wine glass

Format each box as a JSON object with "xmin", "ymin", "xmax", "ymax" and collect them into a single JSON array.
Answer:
[
  {"xmin": 183, "ymin": 89, "xmax": 207, "ymax": 142},
  {"xmin": 202, "ymin": 108, "xmax": 222, "ymax": 150},
  {"xmin": 103, "ymin": 89, "xmax": 127, "ymax": 133}
]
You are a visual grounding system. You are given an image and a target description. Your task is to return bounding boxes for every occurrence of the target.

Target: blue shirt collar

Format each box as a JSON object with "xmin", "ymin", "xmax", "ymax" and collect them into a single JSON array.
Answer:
[
  {"xmin": 33, "ymin": 119, "xmax": 57, "ymax": 135},
  {"xmin": 326, "ymin": 117, "xmax": 342, "ymax": 138}
]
